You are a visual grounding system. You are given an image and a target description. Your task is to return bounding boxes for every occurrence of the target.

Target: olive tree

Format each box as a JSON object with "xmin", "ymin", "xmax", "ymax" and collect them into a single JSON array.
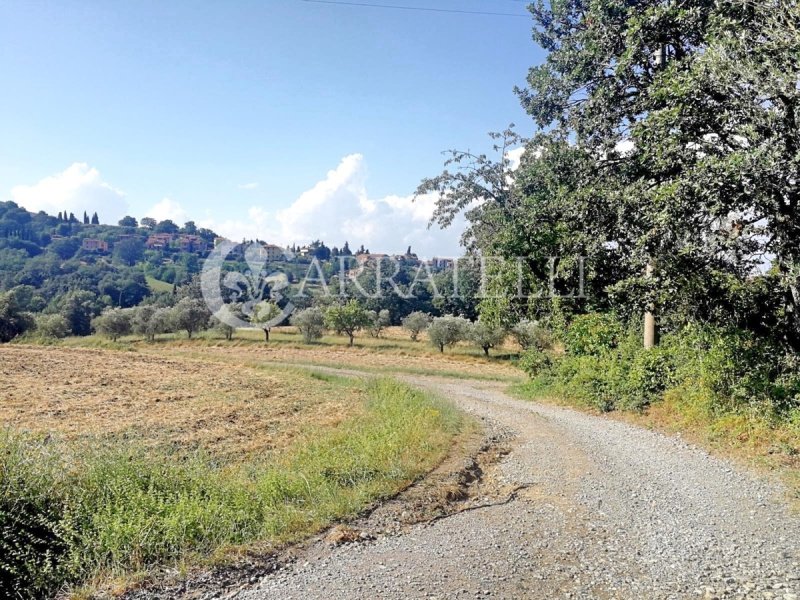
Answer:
[
  {"xmin": 251, "ymin": 301, "xmax": 282, "ymax": 342},
  {"xmin": 291, "ymin": 307, "xmax": 325, "ymax": 343},
  {"xmin": 427, "ymin": 315, "xmax": 469, "ymax": 353},
  {"xmin": 91, "ymin": 308, "xmax": 133, "ymax": 341},
  {"xmin": 402, "ymin": 311, "xmax": 431, "ymax": 341},
  {"xmin": 467, "ymin": 321, "xmax": 507, "ymax": 356},
  {"xmin": 171, "ymin": 297, "xmax": 210, "ymax": 339},
  {"xmin": 324, "ymin": 300, "xmax": 370, "ymax": 347},
  {"xmin": 366, "ymin": 309, "xmax": 391, "ymax": 338}
]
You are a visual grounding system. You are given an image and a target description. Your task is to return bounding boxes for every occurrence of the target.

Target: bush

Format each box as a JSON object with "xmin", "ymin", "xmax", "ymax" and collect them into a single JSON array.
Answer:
[
  {"xmin": 0, "ymin": 291, "xmax": 35, "ymax": 343},
  {"xmin": 518, "ymin": 348, "xmax": 552, "ymax": 378},
  {"xmin": 291, "ymin": 307, "xmax": 325, "ymax": 343},
  {"xmin": 564, "ymin": 312, "xmax": 623, "ymax": 356},
  {"xmin": 34, "ymin": 314, "xmax": 70, "ymax": 339},
  {"xmin": 511, "ymin": 319, "xmax": 553, "ymax": 351}
]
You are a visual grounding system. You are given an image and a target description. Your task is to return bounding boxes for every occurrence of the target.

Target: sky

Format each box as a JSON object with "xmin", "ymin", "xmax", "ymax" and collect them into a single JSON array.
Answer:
[{"xmin": 0, "ymin": 0, "xmax": 544, "ymax": 257}]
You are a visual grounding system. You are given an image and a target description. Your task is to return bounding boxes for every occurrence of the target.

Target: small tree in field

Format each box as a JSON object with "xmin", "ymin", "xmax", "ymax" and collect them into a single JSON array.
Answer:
[
  {"xmin": 467, "ymin": 321, "xmax": 507, "ymax": 356},
  {"xmin": 132, "ymin": 305, "xmax": 173, "ymax": 342},
  {"xmin": 251, "ymin": 301, "xmax": 282, "ymax": 341},
  {"xmin": 367, "ymin": 309, "xmax": 391, "ymax": 338},
  {"xmin": 171, "ymin": 297, "xmax": 209, "ymax": 339},
  {"xmin": 92, "ymin": 308, "xmax": 133, "ymax": 341},
  {"xmin": 402, "ymin": 311, "xmax": 431, "ymax": 341},
  {"xmin": 325, "ymin": 300, "xmax": 370, "ymax": 347},
  {"xmin": 291, "ymin": 307, "xmax": 325, "ymax": 343},
  {"xmin": 209, "ymin": 303, "xmax": 243, "ymax": 341},
  {"xmin": 427, "ymin": 315, "xmax": 469, "ymax": 353}
]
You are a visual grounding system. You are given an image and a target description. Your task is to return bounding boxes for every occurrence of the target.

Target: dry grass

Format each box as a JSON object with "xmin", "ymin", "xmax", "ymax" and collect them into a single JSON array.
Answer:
[{"xmin": 0, "ymin": 346, "xmax": 365, "ymax": 462}]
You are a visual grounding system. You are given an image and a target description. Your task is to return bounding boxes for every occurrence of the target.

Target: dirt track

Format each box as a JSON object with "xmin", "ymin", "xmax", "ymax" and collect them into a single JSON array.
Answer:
[{"xmin": 233, "ymin": 376, "xmax": 800, "ymax": 600}]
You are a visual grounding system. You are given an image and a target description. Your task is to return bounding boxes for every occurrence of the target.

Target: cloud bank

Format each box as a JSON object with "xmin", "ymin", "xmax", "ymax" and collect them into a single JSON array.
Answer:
[
  {"xmin": 10, "ymin": 155, "xmax": 469, "ymax": 257},
  {"xmin": 199, "ymin": 154, "xmax": 467, "ymax": 257},
  {"xmin": 11, "ymin": 163, "xmax": 128, "ymax": 222}
]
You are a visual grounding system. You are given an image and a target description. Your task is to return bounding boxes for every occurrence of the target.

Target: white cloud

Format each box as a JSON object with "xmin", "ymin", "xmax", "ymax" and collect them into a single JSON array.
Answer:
[
  {"xmin": 146, "ymin": 197, "xmax": 188, "ymax": 223},
  {"xmin": 238, "ymin": 182, "xmax": 259, "ymax": 190},
  {"xmin": 506, "ymin": 146, "xmax": 526, "ymax": 170},
  {"xmin": 10, "ymin": 163, "xmax": 128, "ymax": 223},
  {"xmin": 207, "ymin": 154, "xmax": 466, "ymax": 257}
]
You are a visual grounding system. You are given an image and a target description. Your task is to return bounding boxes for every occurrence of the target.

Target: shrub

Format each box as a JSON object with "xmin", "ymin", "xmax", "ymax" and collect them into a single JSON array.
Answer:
[
  {"xmin": 518, "ymin": 347, "xmax": 552, "ymax": 378},
  {"xmin": 402, "ymin": 311, "xmax": 431, "ymax": 341},
  {"xmin": 564, "ymin": 313, "xmax": 623, "ymax": 356},
  {"xmin": 291, "ymin": 307, "xmax": 325, "ymax": 343},
  {"xmin": 0, "ymin": 291, "xmax": 35, "ymax": 343},
  {"xmin": 511, "ymin": 319, "xmax": 553, "ymax": 350},
  {"xmin": 34, "ymin": 314, "xmax": 70, "ymax": 339}
]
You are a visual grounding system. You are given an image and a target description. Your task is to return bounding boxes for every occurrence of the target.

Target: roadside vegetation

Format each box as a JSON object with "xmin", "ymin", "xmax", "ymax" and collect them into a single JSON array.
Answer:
[{"xmin": 0, "ymin": 347, "xmax": 465, "ymax": 598}]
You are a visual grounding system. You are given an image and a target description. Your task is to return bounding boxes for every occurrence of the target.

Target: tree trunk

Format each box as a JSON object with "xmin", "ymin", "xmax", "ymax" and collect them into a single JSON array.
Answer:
[
  {"xmin": 643, "ymin": 311, "xmax": 656, "ymax": 349},
  {"xmin": 348, "ymin": 333, "xmax": 354, "ymax": 347},
  {"xmin": 439, "ymin": 343, "xmax": 444, "ymax": 353},
  {"xmin": 187, "ymin": 329, "xmax": 192, "ymax": 339},
  {"xmin": 264, "ymin": 328, "xmax": 270, "ymax": 342},
  {"xmin": 483, "ymin": 345, "xmax": 490, "ymax": 356},
  {"xmin": 643, "ymin": 262, "xmax": 656, "ymax": 349}
]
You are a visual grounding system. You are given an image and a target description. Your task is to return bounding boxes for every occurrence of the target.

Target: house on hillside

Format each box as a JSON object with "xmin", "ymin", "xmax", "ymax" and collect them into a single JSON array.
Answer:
[
  {"xmin": 145, "ymin": 233, "xmax": 175, "ymax": 249},
  {"xmin": 176, "ymin": 235, "xmax": 207, "ymax": 253},
  {"xmin": 427, "ymin": 257, "xmax": 455, "ymax": 270},
  {"xmin": 81, "ymin": 238, "xmax": 109, "ymax": 252},
  {"xmin": 355, "ymin": 253, "xmax": 389, "ymax": 266}
]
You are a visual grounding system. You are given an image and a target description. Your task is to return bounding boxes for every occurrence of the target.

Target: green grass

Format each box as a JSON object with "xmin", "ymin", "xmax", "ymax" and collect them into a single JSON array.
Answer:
[
  {"xmin": 145, "ymin": 275, "xmax": 174, "ymax": 293},
  {"xmin": 0, "ymin": 378, "xmax": 464, "ymax": 598}
]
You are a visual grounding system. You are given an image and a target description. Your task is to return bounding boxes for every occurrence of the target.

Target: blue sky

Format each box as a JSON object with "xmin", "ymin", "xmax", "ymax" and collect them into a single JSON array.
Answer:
[{"xmin": 0, "ymin": 0, "xmax": 543, "ymax": 256}]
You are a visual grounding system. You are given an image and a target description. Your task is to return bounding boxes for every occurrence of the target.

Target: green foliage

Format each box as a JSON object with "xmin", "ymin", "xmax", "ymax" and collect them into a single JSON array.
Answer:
[
  {"xmin": 366, "ymin": 309, "xmax": 391, "ymax": 338},
  {"xmin": 34, "ymin": 314, "xmax": 70, "ymax": 339},
  {"xmin": 511, "ymin": 319, "xmax": 553, "ymax": 351},
  {"xmin": 170, "ymin": 298, "xmax": 210, "ymax": 339},
  {"xmin": 401, "ymin": 311, "xmax": 431, "ymax": 341},
  {"xmin": 427, "ymin": 315, "xmax": 469, "ymax": 353},
  {"xmin": 324, "ymin": 300, "xmax": 370, "ymax": 346},
  {"xmin": 91, "ymin": 308, "xmax": 133, "ymax": 342},
  {"xmin": 466, "ymin": 320, "xmax": 506, "ymax": 356},
  {"xmin": 209, "ymin": 303, "xmax": 242, "ymax": 340},
  {"xmin": 118, "ymin": 216, "xmax": 138, "ymax": 228},
  {"xmin": 59, "ymin": 290, "xmax": 98, "ymax": 337},
  {"xmin": 0, "ymin": 291, "xmax": 35, "ymax": 342},
  {"xmin": 112, "ymin": 238, "xmax": 144, "ymax": 266},
  {"xmin": 564, "ymin": 313, "xmax": 623, "ymax": 357},
  {"xmin": 251, "ymin": 301, "xmax": 283, "ymax": 341},
  {"xmin": 522, "ymin": 324, "xmax": 800, "ymax": 416},
  {"xmin": 518, "ymin": 347, "xmax": 551, "ymax": 378},
  {"xmin": 291, "ymin": 307, "xmax": 326, "ymax": 343},
  {"xmin": 0, "ymin": 379, "xmax": 462, "ymax": 597},
  {"xmin": 132, "ymin": 306, "xmax": 173, "ymax": 342}
]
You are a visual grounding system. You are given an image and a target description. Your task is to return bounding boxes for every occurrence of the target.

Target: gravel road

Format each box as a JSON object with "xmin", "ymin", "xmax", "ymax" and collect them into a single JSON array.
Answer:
[{"xmin": 235, "ymin": 377, "xmax": 800, "ymax": 600}]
